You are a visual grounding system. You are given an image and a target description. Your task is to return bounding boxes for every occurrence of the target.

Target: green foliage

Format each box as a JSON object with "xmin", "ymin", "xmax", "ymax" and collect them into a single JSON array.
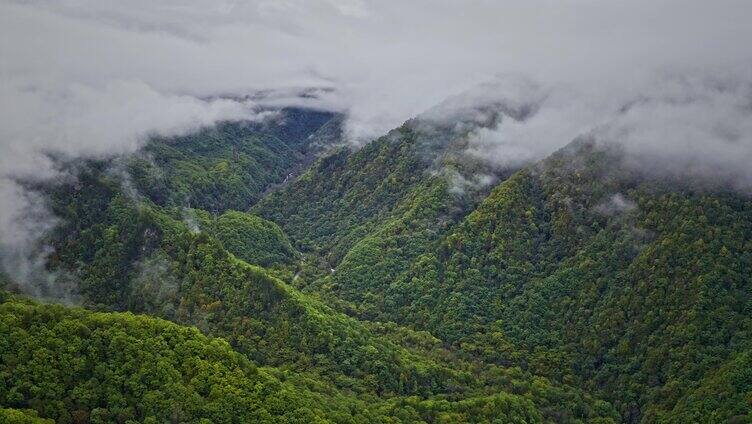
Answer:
[
  {"xmin": 320, "ymin": 177, "xmax": 454, "ymax": 315},
  {"xmin": 0, "ymin": 408, "xmax": 54, "ymax": 424},
  {"xmin": 253, "ymin": 123, "xmax": 481, "ymax": 263},
  {"xmin": 23, "ymin": 128, "xmax": 624, "ymax": 423},
  {"xmin": 9, "ymin": 110, "xmax": 752, "ymax": 424},
  {"xmin": 252, "ymin": 121, "xmax": 495, "ymax": 315},
  {"xmin": 375, "ymin": 393, "xmax": 545, "ymax": 424},
  {"xmin": 256, "ymin": 130, "xmax": 752, "ymax": 422},
  {"xmin": 656, "ymin": 350, "xmax": 752, "ymax": 423},
  {"xmin": 374, "ymin": 142, "xmax": 752, "ymax": 422},
  {"xmin": 0, "ymin": 293, "xmax": 568, "ymax": 424},
  {"xmin": 0, "ymin": 296, "xmax": 372, "ymax": 423},
  {"xmin": 129, "ymin": 110, "xmax": 336, "ymax": 213},
  {"xmin": 42, "ymin": 168, "xmax": 461, "ymax": 397},
  {"xmin": 170, "ymin": 235, "xmax": 467, "ymax": 397},
  {"xmin": 204, "ymin": 210, "xmax": 298, "ymax": 267}
]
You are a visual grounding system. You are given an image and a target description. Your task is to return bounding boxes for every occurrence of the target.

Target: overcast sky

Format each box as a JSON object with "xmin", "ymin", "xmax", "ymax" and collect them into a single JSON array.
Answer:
[{"xmin": 1, "ymin": 0, "xmax": 752, "ymax": 252}]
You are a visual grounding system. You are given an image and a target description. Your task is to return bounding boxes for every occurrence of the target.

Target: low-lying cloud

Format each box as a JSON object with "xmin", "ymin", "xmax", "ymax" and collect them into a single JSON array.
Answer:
[
  {"xmin": 597, "ymin": 73, "xmax": 752, "ymax": 189},
  {"xmin": 460, "ymin": 71, "xmax": 752, "ymax": 190}
]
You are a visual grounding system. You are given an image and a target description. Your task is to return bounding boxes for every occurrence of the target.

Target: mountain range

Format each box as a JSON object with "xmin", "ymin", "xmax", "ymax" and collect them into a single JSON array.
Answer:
[{"xmin": 1, "ymin": 105, "xmax": 750, "ymax": 423}]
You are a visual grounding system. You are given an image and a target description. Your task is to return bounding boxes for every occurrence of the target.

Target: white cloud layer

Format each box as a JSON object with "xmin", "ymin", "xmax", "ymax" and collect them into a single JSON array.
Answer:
[
  {"xmin": 5, "ymin": 0, "xmax": 751, "ymax": 140},
  {"xmin": 461, "ymin": 71, "xmax": 752, "ymax": 189}
]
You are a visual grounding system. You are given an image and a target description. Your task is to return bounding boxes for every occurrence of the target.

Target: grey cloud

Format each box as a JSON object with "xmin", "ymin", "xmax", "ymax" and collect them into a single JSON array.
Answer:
[
  {"xmin": 595, "ymin": 194, "xmax": 637, "ymax": 216},
  {"xmin": 4, "ymin": 1, "xmax": 752, "ymax": 140},
  {"xmin": 456, "ymin": 71, "xmax": 752, "ymax": 193},
  {"xmin": 0, "ymin": 78, "xmax": 267, "ymax": 238},
  {"xmin": 595, "ymin": 73, "xmax": 752, "ymax": 190}
]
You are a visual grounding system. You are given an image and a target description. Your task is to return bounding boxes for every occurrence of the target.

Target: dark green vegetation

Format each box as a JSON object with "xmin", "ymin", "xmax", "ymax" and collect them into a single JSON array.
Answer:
[
  {"xmin": 197, "ymin": 209, "xmax": 298, "ymax": 267},
  {"xmin": 14, "ymin": 136, "xmax": 614, "ymax": 422},
  {"xmin": 127, "ymin": 108, "xmax": 336, "ymax": 213},
  {"xmin": 0, "ymin": 408, "xmax": 53, "ymax": 424},
  {"xmin": 41, "ymin": 160, "xmax": 463, "ymax": 396},
  {"xmin": 0, "ymin": 294, "xmax": 371, "ymax": 423},
  {"xmin": 253, "ymin": 119, "xmax": 501, "ymax": 310},
  {"xmin": 2, "ymin": 107, "xmax": 751, "ymax": 423},
  {"xmin": 0, "ymin": 291, "xmax": 612, "ymax": 423},
  {"xmin": 379, "ymin": 143, "xmax": 752, "ymax": 422},
  {"xmin": 256, "ymin": 120, "xmax": 752, "ymax": 423}
]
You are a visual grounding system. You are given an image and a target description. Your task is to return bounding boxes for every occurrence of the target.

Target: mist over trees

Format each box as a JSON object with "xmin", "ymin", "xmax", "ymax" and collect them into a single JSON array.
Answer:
[{"xmin": 2, "ymin": 1, "xmax": 752, "ymax": 423}]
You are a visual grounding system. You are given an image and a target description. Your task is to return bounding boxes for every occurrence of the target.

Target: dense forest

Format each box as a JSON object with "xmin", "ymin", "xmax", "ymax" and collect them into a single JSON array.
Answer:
[{"xmin": 1, "ymin": 106, "xmax": 750, "ymax": 423}]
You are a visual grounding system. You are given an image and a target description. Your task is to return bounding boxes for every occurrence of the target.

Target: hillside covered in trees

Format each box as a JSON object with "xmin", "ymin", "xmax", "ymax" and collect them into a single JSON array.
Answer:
[{"xmin": 1, "ymin": 106, "xmax": 750, "ymax": 423}]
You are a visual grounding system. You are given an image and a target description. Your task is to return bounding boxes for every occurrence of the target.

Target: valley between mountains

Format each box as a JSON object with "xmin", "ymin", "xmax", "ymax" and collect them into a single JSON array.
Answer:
[{"xmin": 2, "ymin": 107, "xmax": 750, "ymax": 423}]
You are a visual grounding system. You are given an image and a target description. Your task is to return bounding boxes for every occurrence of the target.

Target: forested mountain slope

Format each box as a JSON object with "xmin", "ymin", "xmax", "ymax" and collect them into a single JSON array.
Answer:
[
  {"xmin": 252, "ymin": 113, "xmax": 513, "ymax": 311},
  {"xmin": 253, "ymin": 122, "xmax": 752, "ymax": 422},
  {"xmin": 2, "ymin": 292, "xmax": 569, "ymax": 423},
  {"xmin": 2, "ymin": 103, "xmax": 751, "ymax": 423},
  {"xmin": 375, "ymin": 141, "xmax": 752, "ymax": 422},
  {"xmin": 40, "ymin": 166, "xmax": 462, "ymax": 397},
  {"xmin": 127, "ymin": 108, "xmax": 338, "ymax": 213},
  {"xmin": 253, "ymin": 111, "xmax": 510, "ymax": 260},
  {"xmin": 3, "ymin": 292, "xmax": 621, "ymax": 423},
  {"xmin": 0, "ymin": 293, "xmax": 375, "ymax": 423},
  {"xmin": 196, "ymin": 209, "xmax": 299, "ymax": 267},
  {"xmin": 2, "ymin": 115, "xmax": 620, "ymax": 422}
]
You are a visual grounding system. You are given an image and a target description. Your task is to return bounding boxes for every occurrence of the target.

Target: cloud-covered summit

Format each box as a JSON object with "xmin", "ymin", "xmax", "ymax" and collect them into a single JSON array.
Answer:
[
  {"xmin": 1, "ymin": 0, "xmax": 752, "ymax": 263},
  {"xmin": 4, "ymin": 0, "xmax": 751, "ymax": 143},
  {"xmin": 461, "ymin": 71, "xmax": 752, "ymax": 185}
]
